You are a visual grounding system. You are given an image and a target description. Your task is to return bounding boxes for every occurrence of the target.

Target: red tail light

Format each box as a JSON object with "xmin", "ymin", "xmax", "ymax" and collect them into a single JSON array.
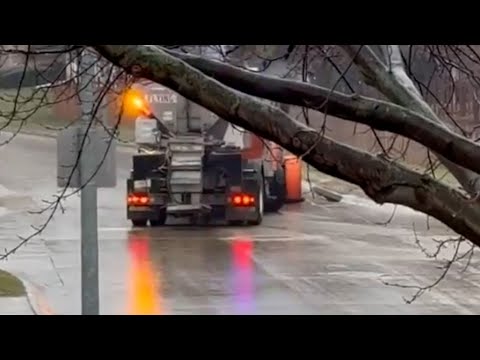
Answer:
[
  {"xmin": 128, "ymin": 193, "xmax": 151, "ymax": 205},
  {"xmin": 229, "ymin": 193, "xmax": 255, "ymax": 207}
]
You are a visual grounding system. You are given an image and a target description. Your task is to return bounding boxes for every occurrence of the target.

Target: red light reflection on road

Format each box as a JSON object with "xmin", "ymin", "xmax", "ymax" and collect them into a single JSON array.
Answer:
[
  {"xmin": 127, "ymin": 234, "xmax": 163, "ymax": 315},
  {"xmin": 231, "ymin": 237, "xmax": 255, "ymax": 314}
]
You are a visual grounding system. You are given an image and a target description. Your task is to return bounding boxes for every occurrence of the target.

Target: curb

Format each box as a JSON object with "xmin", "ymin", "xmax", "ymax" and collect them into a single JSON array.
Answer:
[
  {"xmin": 23, "ymin": 278, "xmax": 56, "ymax": 315},
  {"xmin": 16, "ymin": 273, "xmax": 56, "ymax": 315}
]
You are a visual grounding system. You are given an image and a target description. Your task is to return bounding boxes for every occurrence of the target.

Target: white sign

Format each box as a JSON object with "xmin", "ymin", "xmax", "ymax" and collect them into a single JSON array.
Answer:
[
  {"xmin": 135, "ymin": 117, "xmax": 158, "ymax": 145},
  {"xmin": 145, "ymin": 93, "xmax": 178, "ymax": 104}
]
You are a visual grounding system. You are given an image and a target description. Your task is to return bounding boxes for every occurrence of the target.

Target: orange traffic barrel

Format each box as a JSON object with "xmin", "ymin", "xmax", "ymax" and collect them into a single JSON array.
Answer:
[{"xmin": 284, "ymin": 155, "xmax": 304, "ymax": 203}]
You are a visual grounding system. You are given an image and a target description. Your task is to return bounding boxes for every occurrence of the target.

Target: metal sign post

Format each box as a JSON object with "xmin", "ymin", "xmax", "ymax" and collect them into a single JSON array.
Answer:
[
  {"xmin": 57, "ymin": 49, "xmax": 117, "ymax": 315},
  {"xmin": 79, "ymin": 50, "xmax": 99, "ymax": 315}
]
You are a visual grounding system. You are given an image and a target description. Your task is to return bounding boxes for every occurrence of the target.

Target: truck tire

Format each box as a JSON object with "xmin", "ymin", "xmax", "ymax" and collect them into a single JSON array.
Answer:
[
  {"xmin": 227, "ymin": 220, "xmax": 244, "ymax": 226},
  {"xmin": 264, "ymin": 167, "xmax": 286, "ymax": 213},
  {"xmin": 248, "ymin": 173, "xmax": 264, "ymax": 225},
  {"xmin": 131, "ymin": 219, "xmax": 148, "ymax": 227},
  {"xmin": 150, "ymin": 210, "xmax": 167, "ymax": 227}
]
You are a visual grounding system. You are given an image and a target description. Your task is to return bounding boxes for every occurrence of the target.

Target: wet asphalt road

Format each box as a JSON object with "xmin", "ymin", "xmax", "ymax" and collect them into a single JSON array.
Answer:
[{"xmin": 2, "ymin": 132, "xmax": 480, "ymax": 314}]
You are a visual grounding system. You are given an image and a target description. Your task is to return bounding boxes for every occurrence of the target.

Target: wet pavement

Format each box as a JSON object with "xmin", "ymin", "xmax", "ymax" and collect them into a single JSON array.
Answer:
[
  {"xmin": 1, "ymin": 132, "xmax": 480, "ymax": 314},
  {"xmin": 0, "ymin": 296, "xmax": 34, "ymax": 315}
]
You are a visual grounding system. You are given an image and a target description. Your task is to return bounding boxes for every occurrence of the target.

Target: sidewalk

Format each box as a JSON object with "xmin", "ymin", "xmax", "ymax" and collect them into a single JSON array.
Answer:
[
  {"xmin": 0, "ymin": 296, "xmax": 35, "ymax": 315},
  {"xmin": 0, "ymin": 187, "xmax": 58, "ymax": 315}
]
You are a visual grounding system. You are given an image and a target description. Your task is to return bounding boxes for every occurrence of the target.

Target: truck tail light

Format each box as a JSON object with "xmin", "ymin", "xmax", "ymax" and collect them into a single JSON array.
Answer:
[
  {"xmin": 128, "ymin": 193, "xmax": 151, "ymax": 205},
  {"xmin": 229, "ymin": 193, "xmax": 255, "ymax": 207}
]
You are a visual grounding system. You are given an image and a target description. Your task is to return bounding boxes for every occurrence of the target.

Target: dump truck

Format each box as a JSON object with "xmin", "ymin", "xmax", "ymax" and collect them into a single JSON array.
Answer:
[{"xmin": 124, "ymin": 80, "xmax": 289, "ymax": 227}]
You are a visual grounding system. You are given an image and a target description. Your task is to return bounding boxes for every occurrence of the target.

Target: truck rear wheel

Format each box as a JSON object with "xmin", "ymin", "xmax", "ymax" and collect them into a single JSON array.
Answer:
[
  {"xmin": 131, "ymin": 219, "xmax": 148, "ymax": 227},
  {"xmin": 150, "ymin": 210, "xmax": 167, "ymax": 227},
  {"xmin": 248, "ymin": 174, "xmax": 264, "ymax": 226},
  {"xmin": 265, "ymin": 167, "xmax": 286, "ymax": 213}
]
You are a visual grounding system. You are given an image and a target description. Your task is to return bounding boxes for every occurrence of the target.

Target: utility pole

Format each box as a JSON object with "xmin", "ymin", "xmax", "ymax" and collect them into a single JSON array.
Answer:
[
  {"xmin": 57, "ymin": 48, "xmax": 116, "ymax": 315},
  {"xmin": 78, "ymin": 49, "xmax": 99, "ymax": 315}
]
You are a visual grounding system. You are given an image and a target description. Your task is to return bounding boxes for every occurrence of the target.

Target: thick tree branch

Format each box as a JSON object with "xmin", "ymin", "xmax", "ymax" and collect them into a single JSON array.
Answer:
[
  {"xmin": 94, "ymin": 44, "xmax": 480, "ymax": 244},
  {"xmin": 341, "ymin": 45, "xmax": 436, "ymax": 116},
  {"xmin": 341, "ymin": 44, "xmax": 480, "ymax": 195},
  {"xmin": 117, "ymin": 47, "xmax": 480, "ymax": 178}
]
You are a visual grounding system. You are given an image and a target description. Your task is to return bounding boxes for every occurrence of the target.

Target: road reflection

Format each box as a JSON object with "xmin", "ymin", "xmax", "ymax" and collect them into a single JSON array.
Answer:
[
  {"xmin": 127, "ymin": 232, "xmax": 164, "ymax": 315},
  {"xmin": 125, "ymin": 228, "xmax": 260, "ymax": 315},
  {"xmin": 230, "ymin": 236, "xmax": 255, "ymax": 314}
]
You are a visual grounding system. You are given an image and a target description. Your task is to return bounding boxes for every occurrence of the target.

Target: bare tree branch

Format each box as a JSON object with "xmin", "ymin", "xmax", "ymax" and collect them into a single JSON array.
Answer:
[
  {"xmin": 94, "ymin": 44, "xmax": 480, "ymax": 245},
  {"xmin": 108, "ymin": 47, "xmax": 480, "ymax": 178},
  {"xmin": 341, "ymin": 44, "xmax": 480, "ymax": 196}
]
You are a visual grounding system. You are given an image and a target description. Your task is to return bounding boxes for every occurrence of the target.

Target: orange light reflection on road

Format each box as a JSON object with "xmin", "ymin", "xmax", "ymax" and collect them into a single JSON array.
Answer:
[{"xmin": 127, "ymin": 234, "xmax": 163, "ymax": 315}]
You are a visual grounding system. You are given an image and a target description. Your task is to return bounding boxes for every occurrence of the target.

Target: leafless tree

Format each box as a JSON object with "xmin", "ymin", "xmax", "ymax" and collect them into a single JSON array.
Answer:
[{"xmin": 4, "ymin": 44, "xmax": 480, "ymax": 302}]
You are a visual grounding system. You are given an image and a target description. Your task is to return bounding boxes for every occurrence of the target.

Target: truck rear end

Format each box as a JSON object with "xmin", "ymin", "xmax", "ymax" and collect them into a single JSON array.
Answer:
[
  {"xmin": 123, "ymin": 79, "xmax": 280, "ymax": 227},
  {"xmin": 126, "ymin": 141, "xmax": 265, "ymax": 226}
]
